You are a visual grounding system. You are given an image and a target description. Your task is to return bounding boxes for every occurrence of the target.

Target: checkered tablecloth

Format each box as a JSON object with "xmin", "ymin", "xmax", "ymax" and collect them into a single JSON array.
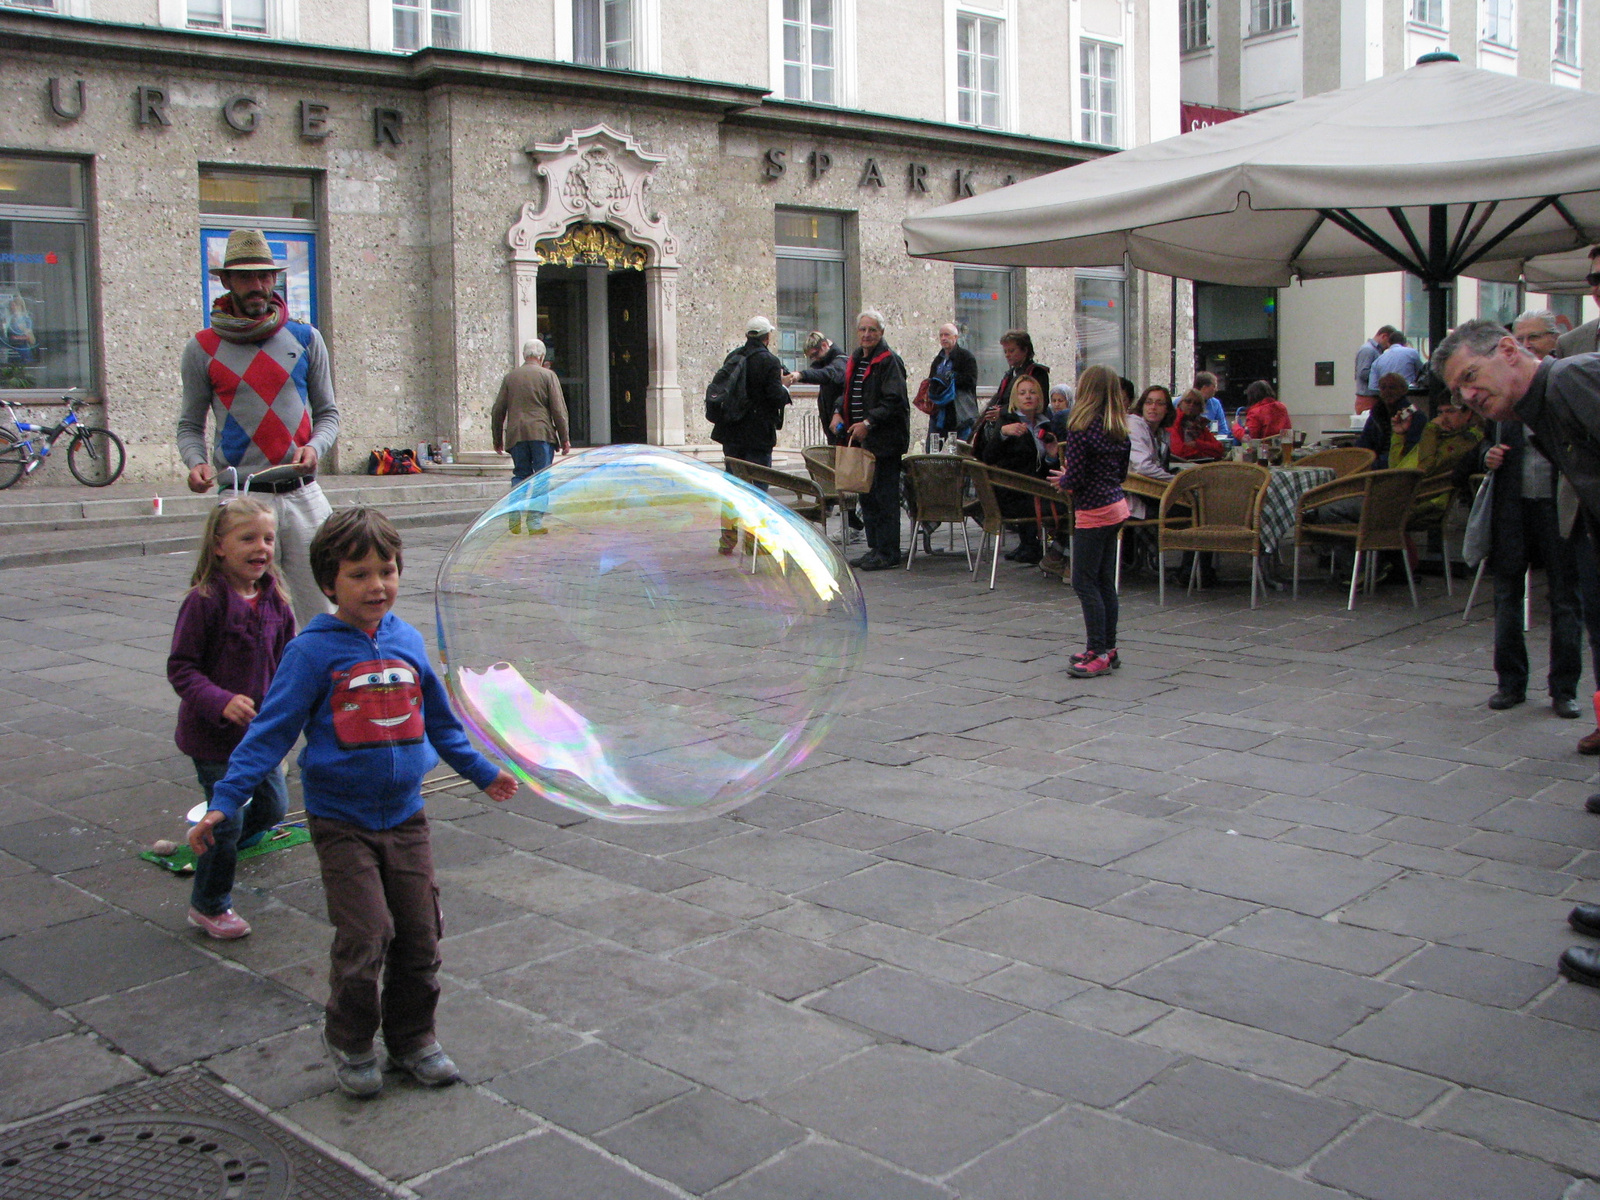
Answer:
[{"xmin": 1258, "ymin": 466, "xmax": 1336, "ymax": 556}]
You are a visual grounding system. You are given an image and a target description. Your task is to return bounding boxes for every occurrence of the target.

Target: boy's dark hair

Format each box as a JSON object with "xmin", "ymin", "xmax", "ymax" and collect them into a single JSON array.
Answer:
[{"xmin": 309, "ymin": 507, "xmax": 404, "ymax": 594}]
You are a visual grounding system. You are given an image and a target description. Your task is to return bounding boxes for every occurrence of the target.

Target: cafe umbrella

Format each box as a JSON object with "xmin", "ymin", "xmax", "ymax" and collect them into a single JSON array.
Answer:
[{"xmin": 902, "ymin": 53, "xmax": 1600, "ymax": 348}]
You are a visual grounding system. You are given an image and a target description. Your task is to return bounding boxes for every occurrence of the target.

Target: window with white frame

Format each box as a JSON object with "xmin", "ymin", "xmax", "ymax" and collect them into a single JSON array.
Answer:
[
  {"xmin": 1554, "ymin": 0, "xmax": 1579, "ymax": 65},
  {"xmin": 1079, "ymin": 40, "xmax": 1119, "ymax": 146},
  {"xmin": 956, "ymin": 12, "xmax": 1003, "ymax": 129},
  {"xmin": 1483, "ymin": 0, "xmax": 1514, "ymax": 45},
  {"xmin": 1180, "ymin": 0, "xmax": 1209, "ymax": 52},
  {"xmin": 575, "ymin": 0, "xmax": 634, "ymax": 68},
  {"xmin": 394, "ymin": 0, "xmax": 461, "ymax": 50},
  {"xmin": 783, "ymin": 0, "xmax": 836, "ymax": 103},
  {"xmin": 188, "ymin": 0, "xmax": 267, "ymax": 34},
  {"xmin": 2, "ymin": 0, "xmax": 57, "ymax": 9},
  {"xmin": 1410, "ymin": 0, "xmax": 1444, "ymax": 29},
  {"xmin": 1250, "ymin": 0, "xmax": 1293, "ymax": 35}
]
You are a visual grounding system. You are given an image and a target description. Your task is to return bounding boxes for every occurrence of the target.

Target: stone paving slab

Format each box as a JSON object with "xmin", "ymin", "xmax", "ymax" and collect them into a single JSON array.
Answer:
[{"xmin": 6, "ymin": 526, "xmax": 1600, "ymax": 1197}]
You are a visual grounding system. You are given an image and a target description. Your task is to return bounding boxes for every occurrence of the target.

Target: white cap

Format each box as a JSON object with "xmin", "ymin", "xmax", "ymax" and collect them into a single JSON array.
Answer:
[{"xmin": 746, "ymin": 315, "xmax": 775, "ymax": 337}]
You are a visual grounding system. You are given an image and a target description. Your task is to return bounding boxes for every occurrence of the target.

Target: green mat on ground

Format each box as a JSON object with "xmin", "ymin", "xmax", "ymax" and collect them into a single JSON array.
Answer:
[{"xmin": 140, "ymin": 824, "xmax": 311, "ymax": 874}]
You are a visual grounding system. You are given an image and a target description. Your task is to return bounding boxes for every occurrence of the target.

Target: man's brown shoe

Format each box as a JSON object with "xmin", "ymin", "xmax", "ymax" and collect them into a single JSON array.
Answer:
[{"xmin": 1579, "ymin": 728, "xmax": 1600, "ymax": 755}]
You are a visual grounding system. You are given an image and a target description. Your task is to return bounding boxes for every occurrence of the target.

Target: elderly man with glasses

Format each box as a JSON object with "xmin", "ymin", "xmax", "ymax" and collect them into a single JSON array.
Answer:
[{"xmin": 1436, "ymin": 316, "xmax": 1600, "ymax": 990}]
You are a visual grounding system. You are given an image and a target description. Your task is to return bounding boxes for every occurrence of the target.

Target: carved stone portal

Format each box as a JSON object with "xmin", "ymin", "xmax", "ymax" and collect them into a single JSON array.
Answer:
[{"xmin": 507, "ymin": 125, "xmax": 683, "ymax": 445}]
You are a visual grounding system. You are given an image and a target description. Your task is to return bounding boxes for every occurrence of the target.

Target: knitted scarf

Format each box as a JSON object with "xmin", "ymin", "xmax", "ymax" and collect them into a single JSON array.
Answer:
[{"xmin": 210, "ymin": 292, "xmax": 288, "ymax": 345}]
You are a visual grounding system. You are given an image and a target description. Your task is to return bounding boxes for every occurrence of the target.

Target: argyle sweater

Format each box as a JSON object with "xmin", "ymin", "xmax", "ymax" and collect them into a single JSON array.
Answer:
[{"xmin": 177, "ymin": 321, "xmax": 340, "ymax": 475}]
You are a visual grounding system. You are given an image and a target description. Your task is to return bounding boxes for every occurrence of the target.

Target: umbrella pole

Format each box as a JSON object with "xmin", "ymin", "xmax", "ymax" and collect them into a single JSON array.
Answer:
[{"xmin": 1427, "ymin": 205, "xmax": 1450, "ymax": 354}]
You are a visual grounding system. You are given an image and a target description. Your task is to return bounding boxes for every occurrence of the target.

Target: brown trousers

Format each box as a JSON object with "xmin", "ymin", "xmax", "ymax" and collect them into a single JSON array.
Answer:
[{"xmin": 309, "ymin": 813, "xmax": 441, "ymax": 1059}]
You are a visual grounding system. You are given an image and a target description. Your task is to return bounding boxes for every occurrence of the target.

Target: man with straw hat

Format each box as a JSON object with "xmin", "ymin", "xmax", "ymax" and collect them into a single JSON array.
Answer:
[{"xmin": 177, "ymin": 228, "xmax": 340, "ymax": 626}]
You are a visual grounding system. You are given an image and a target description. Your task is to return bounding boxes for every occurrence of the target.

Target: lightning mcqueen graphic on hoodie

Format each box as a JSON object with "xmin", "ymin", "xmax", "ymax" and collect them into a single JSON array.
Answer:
[{"xmin": 330, "ymin": 659, "xmax": 425, "ymax": 749}]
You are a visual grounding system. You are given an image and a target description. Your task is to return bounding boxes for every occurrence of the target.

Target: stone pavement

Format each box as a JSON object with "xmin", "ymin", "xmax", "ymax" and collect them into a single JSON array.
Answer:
[{"xmin": 1, "ymin": 527, "xmax": 1599, "ymax": 1199}]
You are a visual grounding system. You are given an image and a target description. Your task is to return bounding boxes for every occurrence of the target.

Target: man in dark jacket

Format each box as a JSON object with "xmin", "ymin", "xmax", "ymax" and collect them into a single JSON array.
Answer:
[
  {"xmin": 992, "ymin": 329, "xmax": 1050, "ymax": 412},
  {"xmin": 712, "ymin": 315, "xmax": 790, "ymax": 471},
  {"xmin": 832, "ymin": 309, "xmax": 910, "ymax": 571},
  {"xmin": 784, "ymin": 331, "xmax": 847, "ymax": 445},
  {"xmin": 1436, "ymin": 317, "xmax": 1600, "ymax": 989},
  {"xmin": 927, "ymin": 323, "xmax": 978, "ymax": 448}
]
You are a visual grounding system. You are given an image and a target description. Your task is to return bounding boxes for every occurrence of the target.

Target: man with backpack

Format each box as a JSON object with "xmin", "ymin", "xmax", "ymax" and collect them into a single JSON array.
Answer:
[{"xmin": 707, "ymin": 316, "xmax": 790, "ymax": 552}]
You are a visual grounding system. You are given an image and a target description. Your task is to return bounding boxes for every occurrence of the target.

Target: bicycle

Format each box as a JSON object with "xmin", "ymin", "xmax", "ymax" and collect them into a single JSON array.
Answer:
[{"xmin": 0, "ymin": 396, "xmax": 126, "ymax": 489}]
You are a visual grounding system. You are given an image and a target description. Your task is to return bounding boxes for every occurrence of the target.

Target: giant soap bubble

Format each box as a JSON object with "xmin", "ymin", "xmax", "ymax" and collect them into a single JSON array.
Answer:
[{"xmin": 435, "ymin": 446, "xmax": 867, "ymax": 822}]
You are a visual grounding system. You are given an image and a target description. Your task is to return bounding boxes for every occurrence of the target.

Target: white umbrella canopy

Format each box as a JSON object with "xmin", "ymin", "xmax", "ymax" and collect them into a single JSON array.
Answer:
[
  {"xmin": 903, "ymin": 56, "xmax": 1600, "ymax": 302},
  {"xmin": 1466, "ymin": 246, "xmax": 1593, "ymax": 294}
]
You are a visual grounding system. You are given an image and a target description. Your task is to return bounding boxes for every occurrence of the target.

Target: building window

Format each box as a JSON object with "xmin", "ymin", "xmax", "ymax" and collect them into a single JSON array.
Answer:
[
  {"xmin": 575, "ymin": 0, "xmax": 634, "ymax": 68},
  {"xmin": 783, "ymin": 0, "xmax": 835, "ymax": 103},
  {"xmin": 956, "ymin": 13, "xmax": 1003, "ymax": 129},
  {"xmin": 1554, "ymin": 0, "xmax": 1579, "ymax": 65},
  {"xmin": 1403, "ymin": 274, "xmax": 1454, "ymax": 355},
  {"xmin": 1079, "ymin": 40, "xmax": 1119, "ymax": 146},
  {"xmin": 954, "ymin": 268, "xmax": 1014, "ymax": 385},
  {"xmin": 199, "ymin": 169, "xmax": 320, "ymax": 328},
  {"xmin": 1410, "ymin": 0, "xmax": 1444, "ymax": 29},
  {"xmin": 1180, "ymin": 0, "xmax": 1209, "ymax": 51},
  {"xmin": 1549, "ymin": 294, "xmax": 1583, "ymax": 333},
  {"xmin": 394, "ymin": 0, "xmax": 460, "ymax": 51},
  {"xmin": 188, "ymin": 0, "xmax": 267, "ymax": 34},
  {"xmin": 1250, "ymin": 0, "xmax": 1293, "ymax": 35},
  {"xmin": 1483, "ymin": 0, "xmax": 1514, "ymax": 46},
  {"xmin": 1075, "ymin": 269, "xmax": 1127, "ymax": 380},
  {"xmin": 2, "ymin": 0, "xmax": 57, "ymax": 9},
  {"xmin": 774, "ymin": 209, "xmax": 847, "ymax": 374},
  {"xmin": 0, "ymin": 157, "xmax": 93, "ymax": 397}
]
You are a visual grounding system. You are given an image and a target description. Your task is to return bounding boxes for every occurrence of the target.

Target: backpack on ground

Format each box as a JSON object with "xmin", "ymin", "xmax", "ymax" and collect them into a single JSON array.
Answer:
[{"xmin": 704, "ymin": 348, "xmax": 751, "ymax": 425}]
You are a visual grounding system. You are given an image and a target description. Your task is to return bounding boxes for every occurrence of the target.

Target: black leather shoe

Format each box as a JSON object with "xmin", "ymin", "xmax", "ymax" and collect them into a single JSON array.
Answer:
[
  {"xmin": 1013, "ymin": 546, "xmax": 1043, "ymax": 565},
  {"xmin": 1569, "ymin": 903, "xmax": 1600, "ymax": 938},
  {"xmin": 849, "ymin": 551, "xmax": 879, "ymax": 568},
  {"xmin": 1554, "ymin": 697, "xmax": 1582, "ymax": 719},
  {"xmin": 1587, "ymin": 793, "xmax": 1600, "ymax": 815},
  {"xmin": 858, "ymin": 554, "xmax": 897, "ymax": 572},
  {"xmin": 1558, "ymin": 944, "xmax": 1600, "ymax": 988},
  {"xmin": 1488, "ymin": 690, "xmax": 1526, "ymax": 710}
]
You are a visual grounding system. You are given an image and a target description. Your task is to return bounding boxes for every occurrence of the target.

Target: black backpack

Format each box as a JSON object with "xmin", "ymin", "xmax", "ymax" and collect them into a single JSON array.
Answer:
[{"xmin": 704, "ymin": 348, "xmax": 752, "ymax": 425}]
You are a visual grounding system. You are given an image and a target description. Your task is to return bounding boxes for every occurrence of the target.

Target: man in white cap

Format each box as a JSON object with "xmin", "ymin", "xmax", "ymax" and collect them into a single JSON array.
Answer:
[{"xmin": 177, "ymin": 229, "xmax": 340, "ymax": 626}]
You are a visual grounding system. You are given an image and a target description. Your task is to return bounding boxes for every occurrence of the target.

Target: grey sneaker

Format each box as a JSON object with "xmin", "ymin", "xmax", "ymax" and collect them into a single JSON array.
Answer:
[
  {"xmin": 394, "ymin": 1041, "xmax": 460, "ymax": 1087},
  {"xmin": 323, "ymin": 1032, "xmax": 382, "ymax": 1099}
]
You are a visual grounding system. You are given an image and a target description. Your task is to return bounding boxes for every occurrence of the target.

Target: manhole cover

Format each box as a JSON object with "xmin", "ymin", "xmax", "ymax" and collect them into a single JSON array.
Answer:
[
  {"xmin": 0, "ymin": 1113, "xmax": 290, "ymax": 1199},
  {"xmin": 0, "ymin": 1072, "xmax": 391, "ymax": 1199}
]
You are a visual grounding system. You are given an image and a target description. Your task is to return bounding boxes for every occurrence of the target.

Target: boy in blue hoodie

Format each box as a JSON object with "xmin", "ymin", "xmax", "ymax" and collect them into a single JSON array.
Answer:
[{"xmin": 191, "ymin": 507, "xmax": 516, "ymax": 1098}]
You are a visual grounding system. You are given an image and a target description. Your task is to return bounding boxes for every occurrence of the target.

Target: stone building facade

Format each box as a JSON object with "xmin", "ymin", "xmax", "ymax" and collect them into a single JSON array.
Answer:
[{"xmin": 0, "ymin": 3, "xmax": 1174, "ymax": 481}]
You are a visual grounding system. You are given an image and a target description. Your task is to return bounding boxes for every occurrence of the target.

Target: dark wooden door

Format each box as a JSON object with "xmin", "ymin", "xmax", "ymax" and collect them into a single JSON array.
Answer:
[{"xmin": 608, "ymin": 269, "xmax": 648, "ymax": 443}]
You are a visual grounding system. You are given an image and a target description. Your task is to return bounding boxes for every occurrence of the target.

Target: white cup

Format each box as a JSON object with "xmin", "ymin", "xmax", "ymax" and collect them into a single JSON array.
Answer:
[{"xmin": 152, "ymin": 496, "xmax": 163, "ymax": 516}]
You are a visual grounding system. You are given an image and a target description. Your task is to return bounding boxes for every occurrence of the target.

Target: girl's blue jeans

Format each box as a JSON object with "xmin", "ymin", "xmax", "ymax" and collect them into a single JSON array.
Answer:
[{"xmin": 190, "ymin": 758, "xmax": 288, "ymax": 916}]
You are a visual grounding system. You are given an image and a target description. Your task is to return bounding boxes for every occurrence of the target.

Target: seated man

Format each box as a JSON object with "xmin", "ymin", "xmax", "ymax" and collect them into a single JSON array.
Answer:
[
  {"xmin": 1355, "ymin": 373, "xmax": 1423, "ymax": 468},
  {"xmin": 1391, "ymin": 398, "xmax": 1481, "ymax": 501}
]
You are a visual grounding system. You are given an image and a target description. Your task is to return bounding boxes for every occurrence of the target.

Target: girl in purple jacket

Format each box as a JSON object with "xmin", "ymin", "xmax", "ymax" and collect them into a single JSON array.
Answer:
[
  {"xmin": 166, "ymin": 498, "xmax": 296, "ymax": 940},
  {"xmin": 1050, "ymin": 366, "xmax": 1132, "ymax": 679}
]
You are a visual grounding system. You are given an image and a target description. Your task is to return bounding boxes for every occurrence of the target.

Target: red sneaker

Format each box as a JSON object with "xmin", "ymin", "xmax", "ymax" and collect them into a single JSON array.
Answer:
[
  {"xmin": 188, "ymin": 907, "xmax": 251, "ymax": 940},
  {"xmin": 1068, "ymin": 651, "xmax": 1114, "ymax": 678}
]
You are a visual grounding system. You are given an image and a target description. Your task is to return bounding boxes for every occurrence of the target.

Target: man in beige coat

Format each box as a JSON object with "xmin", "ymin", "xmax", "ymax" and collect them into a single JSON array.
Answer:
[{"xmin": 491, "ymin": 339, "xmax": 571, "ymax": 485}]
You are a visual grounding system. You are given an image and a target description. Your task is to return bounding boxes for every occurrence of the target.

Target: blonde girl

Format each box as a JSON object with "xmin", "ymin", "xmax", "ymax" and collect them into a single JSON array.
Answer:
[
  {"xmin": 167, "ymin": 498, "xmax": 297, "ymax": 939},
  {"xmin": 1050, "ymin": 366, "xmax": 1132, "ymax": 678}
]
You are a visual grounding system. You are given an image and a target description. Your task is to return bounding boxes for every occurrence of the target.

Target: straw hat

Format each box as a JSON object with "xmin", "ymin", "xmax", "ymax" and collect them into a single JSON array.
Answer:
[{"xmin": 210, "ymin": 228, "xmax": 287, "ymax": 276}]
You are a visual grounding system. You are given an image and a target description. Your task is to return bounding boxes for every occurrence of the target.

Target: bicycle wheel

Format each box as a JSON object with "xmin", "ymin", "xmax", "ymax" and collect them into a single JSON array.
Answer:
[
  {"xmin": 67, "ymin": 427, "xmax": 126, "ymax": 486},
  {"xmin": 0, "ymin": 428, "xmax": 26, "ymax": 490}
]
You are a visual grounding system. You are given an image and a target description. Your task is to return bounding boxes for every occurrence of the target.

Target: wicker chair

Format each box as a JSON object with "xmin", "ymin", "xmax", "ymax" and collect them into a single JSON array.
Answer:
[
  {"xmin": 800, "ymin": 445, "xmax": 856, "ymax": 546},
  {"xmin": 963, "ymin": 461, "xmax": 1070, "ymax": 590},
  {"xmin": 1297, "ymin": 446, "xmax": 1377, "ymax": 477},
  {"xmin": 901, "ymin": 454, "xmax": 974, "ymax": 571},
  {"xmin": 1291, "ymin": 467, "xmax": 1425, "ymax": 609},
  {"xmin": 723, "ymin": 458, "xmax": 828, "ymax": 571},
  {"xmin": 1156, "ymin": 462, "xmax": 1271, "ymax": 609},
  {"xmin": 1404, "ymin": 474, "xmax": 1463, "ymax": 598},
  {"xmin": 1118, "ymin": 473, "xmax": 1179, "ymax": 591},
  {"xmin": 952, "ymin": 440, "xmax": 977, "ymax": 459}
]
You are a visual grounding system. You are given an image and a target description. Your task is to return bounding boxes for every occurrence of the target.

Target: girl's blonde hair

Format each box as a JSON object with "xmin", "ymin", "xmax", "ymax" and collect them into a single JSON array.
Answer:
[
  {"xmin": 191, "ymin": 497, "xmax": 290, "ymax": 605},
  {"xmin": 1066, "ymin": 365, "xmax": 1129, "ymax": 441}
]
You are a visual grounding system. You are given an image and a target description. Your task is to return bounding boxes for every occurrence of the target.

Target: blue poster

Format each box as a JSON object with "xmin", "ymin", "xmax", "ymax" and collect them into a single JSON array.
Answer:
[{"xmin": 200, "ymin": 228, "xmax": 318, "ymax": 328}]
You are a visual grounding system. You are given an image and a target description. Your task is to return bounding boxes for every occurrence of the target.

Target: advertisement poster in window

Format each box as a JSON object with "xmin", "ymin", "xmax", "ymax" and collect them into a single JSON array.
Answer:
[{"xmin": 200, "ymin": 228, "xmax": 318, "ymax": 328}]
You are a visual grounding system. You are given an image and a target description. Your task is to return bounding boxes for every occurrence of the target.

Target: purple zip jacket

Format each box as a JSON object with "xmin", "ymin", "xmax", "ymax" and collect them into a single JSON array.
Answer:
[{"xmin": 167, "ymin": 581, "xmax": 296, "ymax": 762}]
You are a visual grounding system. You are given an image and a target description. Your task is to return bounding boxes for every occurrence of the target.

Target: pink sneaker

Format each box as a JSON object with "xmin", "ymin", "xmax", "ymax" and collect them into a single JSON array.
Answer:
[
  {"xmin": 1068, "ymin": 651, "xmax": 1115, "ymax": 679},
  {"xmin": 188, "ymin": 907, "xmax": 251, "ymax": 940}
]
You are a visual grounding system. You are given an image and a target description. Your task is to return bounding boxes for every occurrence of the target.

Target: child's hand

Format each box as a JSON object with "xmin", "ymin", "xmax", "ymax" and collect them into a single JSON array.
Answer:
[
  {"xmin": 222, "ymin": 694, "xmax": 257, "ymax": 725},
  {"xmin": 189, "ymin": 810, "xmax": 224, "ymax": 856},
  {"xmin": 484, "ymin": 769, "xmax": 518, "ymax": 803}
]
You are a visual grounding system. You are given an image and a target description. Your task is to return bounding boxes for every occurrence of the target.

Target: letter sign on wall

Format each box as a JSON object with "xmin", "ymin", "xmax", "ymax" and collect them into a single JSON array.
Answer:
[
  {"xmin": 763, "ymin": 148, "xmax": 787, "ymax": 178},
  {"xmin": 300, "ymin": 101, "xmax": 330, "ymax": 139},
  {"xmin": 222, "ymin": 95, "xmax": 259, "ymax": 133},
  {"xmin": 374, "ymin": 107, "xmax": 404, "ymax": 146},
  {"xmin": 136, "ymin": 85, "xmax": 170, "ymax": 128}
]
